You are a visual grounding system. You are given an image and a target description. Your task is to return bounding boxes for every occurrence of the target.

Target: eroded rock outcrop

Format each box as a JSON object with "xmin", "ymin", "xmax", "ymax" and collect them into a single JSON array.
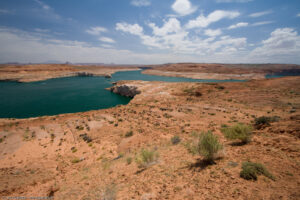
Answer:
[{"xmin": 110, "ymin": 85, "xmax": 141, "ymax": 98}]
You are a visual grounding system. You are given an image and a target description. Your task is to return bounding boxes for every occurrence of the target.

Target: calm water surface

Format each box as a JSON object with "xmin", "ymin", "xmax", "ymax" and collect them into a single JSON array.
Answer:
[{"xmin": 0, "ymin": 70, "xmax": 244, "ymax": 118}]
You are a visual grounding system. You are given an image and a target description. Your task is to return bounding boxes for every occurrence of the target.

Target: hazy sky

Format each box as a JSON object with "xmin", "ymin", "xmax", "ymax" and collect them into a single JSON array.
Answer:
[{"xmin": 0, "ymin": 0, "xmax": 299, "ymax": 64}]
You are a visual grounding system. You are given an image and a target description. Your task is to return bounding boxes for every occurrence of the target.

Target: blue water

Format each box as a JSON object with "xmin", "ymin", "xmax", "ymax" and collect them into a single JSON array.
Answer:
[{"xmin": 0, "ymin": 70, "xmax": 244, "ymax": 118}]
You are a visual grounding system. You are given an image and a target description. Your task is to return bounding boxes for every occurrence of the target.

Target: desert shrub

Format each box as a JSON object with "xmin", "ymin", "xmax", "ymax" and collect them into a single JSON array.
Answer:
[
  {"xmin": 240, "ymin": 162, "xmax": 275, "ymax": 181},
  {"xmin": 215, "ymin": 85, "xmax": 225, "ymax": 90},
  {"xmin": 79, "ymin": 133, "xmax": 92, "ymax": 143},
  {"xmin": 102, "ymin": 184, "xmax": 117, "ymax": 200},
  {"xmin": 135, "ymin": 149, "xmax": 159, "ymax": 168},
  {"xmin": 71, "ymin": 158, "xmax": 81, "ymax": 164},
  {"xmin": 126, "ymin": 157, "xmax": 132, "ymax": 165},
  {"xmin": 221, "ymin": 123, "xmax": 253, "ymax": 144},
  {"xmin": 183, "ymin": 87, "xmax": 202, "ymax": 97},
  {"xmin": 125, "ymin": 131, "xmax": 133, "ymax": 138},
  {"xmin": 254, "ymin": 116, "xmax": 280, "ymax": 129},
  {"xmin": 194, "ymin": 131, "xmax": 223, "ymax": 162},
  {"xmin": 171, "ymin": 135, "xmax": 181, "ymax": 145}
]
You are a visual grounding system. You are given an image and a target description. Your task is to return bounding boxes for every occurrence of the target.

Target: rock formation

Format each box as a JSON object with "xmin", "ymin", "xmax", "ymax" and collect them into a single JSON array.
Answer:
[{"xmin": 110, "ymin": 85, "xmax": 141, "ymax": 97}]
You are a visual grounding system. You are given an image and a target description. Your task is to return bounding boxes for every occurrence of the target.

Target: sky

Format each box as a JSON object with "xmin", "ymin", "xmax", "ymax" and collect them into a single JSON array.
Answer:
[{"xmin": 0, "ymin": 0, "xmax": 299, "ymax": 64}]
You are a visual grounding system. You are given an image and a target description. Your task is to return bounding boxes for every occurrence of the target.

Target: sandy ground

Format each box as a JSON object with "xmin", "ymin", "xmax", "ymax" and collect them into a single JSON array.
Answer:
[
  {"xmin": 0, "ymin": 76, "xmax": 299, "ymax": 199},
  {"xmin": 143, "ymin": 63, "xmax": 300, "ymax": 80},
  {"xmin": 0, "ymin": 64, "xmax": 139, "ymax": 82}
]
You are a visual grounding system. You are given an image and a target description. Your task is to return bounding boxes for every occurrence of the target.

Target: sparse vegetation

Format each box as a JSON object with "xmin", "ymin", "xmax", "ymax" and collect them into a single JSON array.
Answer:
[
  {"xmin": 135, "ymin": 148, "xmax": 159, "ymax": 168},
  {"xmin": 125, "ymin": 130, "xmax": 133, "ymax": 137},
  {"xmin": 254, "ymin": 116, "xmax": 280, "ymax": 129},
  {"xmin": 171, "ymin": 135, "xmax": 181, "ymax": 145},
  {"xmin": 187, "ymin": 131, "xmax": 223, "ymax": 163},
  {"xmin": 102, "ymin": 184, "xmax": 117, "ymax": 200},
  {"xmin": 126, "ymin": 157, "xmax": 132, "ymax": 165},
  {"xmin": 240, "ymin": 161, "xmax": 275, "ymax": 181},
  {"xmin": 221, "ymin": 123, "xmax": 253, "ymax": 144},
  {"xmin": 71, "ymin": 158, "xmax": 81, "ymax": 164}
]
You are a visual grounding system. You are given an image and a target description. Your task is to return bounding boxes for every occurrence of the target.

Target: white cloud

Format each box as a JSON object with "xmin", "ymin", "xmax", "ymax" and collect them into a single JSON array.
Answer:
[
  {"xmin": 116, "ymin": 20, "xmax": 247, "ymax": 57},
  {"xmin": 186, "ymin": 10, "xmax": 240, "ymax": 29},
  {"xmin": 99, "ymin": 37, "xmax": 115, "ymax": 43},
  {"xmin": 34, "ymin": 28, "xmax": 50, "ymax": 33},
  {"xmin": 0, "ymin": 27, "xmax": 197, "ymax": 64},
  {"xmin": 101, "ymin": 44, "xmax": 114, "ymax": 49},
  {"xmin": 171, "ymin": 0, "xmax": 197, "ymax": 16},
  {"xmin": 249, "ymin": 28, "xmax": 300, "ymax": 63},
  {"xmin": 35, "ymin": 0, "xmax": 50, "ymax": 10},
  {"xmin": 86, "ymin": 26, "xmax": 107, "ymax": 35},
  {"xmin": 252, "ymin": 21, "xmax": 273, "ymax": 26},
  {"xmin": 204, "ymin": 29, "xmax": 222, "ymax": 37},
  {"xmin": 228, "ymin": 22, "xmax": 248, "ymax": 29},
  {"xmin": 148, "ymin": 18, "xmax": 181, "ymax": 36},
  {"xmin": 116, "ymin": 23, "xmax": 144, "ymax": 36},
  {"xmin": 215, "ymin": 0, "xmax": 253, "ymax": 2},
  {"xmin": 131, "ymin": 0, "xmax": 151, "ymax": 7},
  {"xmin": 249, "ymin": 10, "xmax": 272, "ymax": 18},
  {"xmin": 0, "ymin": 9, "xmax": 14, "ymax": 14},
  {"xmin": 297, "ymin": 13, "xmax": 300, "ymax": 17}
]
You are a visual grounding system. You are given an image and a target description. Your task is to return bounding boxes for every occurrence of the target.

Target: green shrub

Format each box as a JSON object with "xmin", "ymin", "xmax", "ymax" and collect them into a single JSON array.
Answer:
[
  {"xmin": 194, "ymin": 131, "xmax": 223, "ymax": 162},
  {"xmin": 125, "ymin": 131, "xmax": 133, "ymax": 138},
  {"xmin": 221, "ymin": 123, "xmax": 253, "ymax": 144},
  {"xmin": 240, "ymin": 162, "xmax": 275, "ymax": 181},
  {"xmin": 102, "ymin": 184, "xmax": 117, "ymax": 200},
  {"xmin": 254, "ymin": 116, "xmax": 280, "ymax": 129},
  {"xmin": 71, "ymin": 158, "xmax": 81, "ymax": 164},
  {"xmin": 171, "ymin": 136, "xmax": 181, "ymax": 145},
  {"xmin": 135, "ymin": 149, "xmax": 159, "ymax": 168},
  {"xmin": 126, "ymin": 157, "xmax": 132, "ymax": 165}
]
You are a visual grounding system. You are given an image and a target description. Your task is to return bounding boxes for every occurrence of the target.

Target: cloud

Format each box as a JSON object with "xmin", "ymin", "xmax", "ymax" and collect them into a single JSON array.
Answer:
[
  {"xmin": 186, "ymin": 10, "xmax": 240, "ymax": 29},
  {"xmin": 0, "ymin": 9, "xmax": 14, "ymax": 15},
  {"xmin": 35, "ymin": 0, "xmax": 51, "ymax": 10},
  {"xmin": 249, "ymin": 10, "xmax": 272, "ymax": 18},
  {"xmin": 131, "ymin": 0, "xmax": 151, "ymax": 7},
  {"xmin": 99, "ymin": 37, "xmax": 115, "ymax": 43},
  {"xmin": 116, "ymin": 20, "xmax": 246, "ymax": 57},
  {"xmin": 228, "ymin": 22, "xmax": 248, "ymax": 29},
  {"xmin": 204, "ymin": 29, "xmax": 222, "ymax": 37},
  {"xmin": 171, "ymin": 0, "xmax": 197, "ymax": 16},
  {"xmin": 116, "ymin": 23, "xmax": 144, "ymax": 36},
  {"xmin": 148, "ymin": 18, "xmax": 181, "ymax": 36},
  {"xmin": 249, "ymin": 28, "xmax": 300, "ymax": 63},
  {"xmin": 34, "ymin": 28, "xmax": 50, "ymax": 33},
  {"xmin": 86, "ymin": 26, "xmax": 107, "ymax": 35},
  {"xmin": 297, "ymin": 13, "xmax": 300, "ymax": 17},
  {"xmin": 215, "ymin": 0, "xmax": 253, "ymax": 3},
  {"xmin": 0, "ymin": 27, "xmax": 194, "ymax": 64},
  {"xmin": 252, "ymin": 21, "xmax": 273, "ymax": 26}
]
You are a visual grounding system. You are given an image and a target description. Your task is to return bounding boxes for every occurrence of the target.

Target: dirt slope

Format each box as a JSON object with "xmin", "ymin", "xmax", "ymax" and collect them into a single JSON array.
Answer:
[{"xmin": 0, "ymin": 77, "xmax": 299, "ymax": 199}]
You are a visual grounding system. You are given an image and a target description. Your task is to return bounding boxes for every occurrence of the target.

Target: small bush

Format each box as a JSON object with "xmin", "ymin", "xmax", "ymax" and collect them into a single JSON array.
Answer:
[
  {"xmin": 254, "ymin": 116, "xmax": 280, "ymax": 129},
  {"xmin": 221, "ymin": 123, "xmax": 253, "ymax": 144},
  {"xmin": 135, "ymin": 149, "xmax": 159, "ymax": 168},
  {"xmin": 240, "ymin": 162, "xmax": 275, "ymax": 181},
  {"xmin": 71, "ymin": 158, "xmax": 81, "ymax": 164},
  {"xmin": 125, "ymin": 131, "xmax": 133, "ymax": 138},
  {"xmin": 171, "ymin": 136, "xmax": 181, "ymax": 145},
  {"xmin": 126, "ymin": 157, "xmax": 132, "ymax": 165},
  {"xmin": 194, "ymin": 131, "xmax": 223, "ymax": 163},
  {"xmin": 102, "ymin": 184, "xmax": 117, "ymax": 200}
]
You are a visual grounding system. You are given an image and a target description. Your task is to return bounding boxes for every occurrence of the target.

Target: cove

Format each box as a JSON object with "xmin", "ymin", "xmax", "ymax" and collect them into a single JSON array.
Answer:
[{"xmin": 0, "ymin": 70, "xmax": 244, "ymax": 119}]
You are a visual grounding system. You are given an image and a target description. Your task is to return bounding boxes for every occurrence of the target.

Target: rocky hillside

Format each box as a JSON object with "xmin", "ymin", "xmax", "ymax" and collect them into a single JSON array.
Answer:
[{"xmin": 0, "ymin": 76, "xmax": 299, "ymax": 199}]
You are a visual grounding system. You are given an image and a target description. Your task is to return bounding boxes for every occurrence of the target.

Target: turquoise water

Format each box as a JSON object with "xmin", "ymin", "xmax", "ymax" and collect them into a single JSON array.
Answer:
[{"xmin": 0, "ymin": 70, "xmax": 244, "ymax": 118}]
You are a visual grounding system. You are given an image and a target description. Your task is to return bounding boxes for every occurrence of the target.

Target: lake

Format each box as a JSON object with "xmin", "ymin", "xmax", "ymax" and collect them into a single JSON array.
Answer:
[{"xmin": 0, "ymin": 70, "xmax": 244, "ymax": 118}]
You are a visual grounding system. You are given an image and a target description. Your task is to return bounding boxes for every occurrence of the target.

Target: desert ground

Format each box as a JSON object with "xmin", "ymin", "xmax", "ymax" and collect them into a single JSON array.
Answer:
[
  {"xmin": 0, "ymin": 64, "xmax": 140, "ymax": 82},
  {"xmin": 143, "ymin": 63, "xmax": 300, "ymax": 80},
  {"xmin": 0, "ymin": 71, "xmax": 299, "ymax": 199}
]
